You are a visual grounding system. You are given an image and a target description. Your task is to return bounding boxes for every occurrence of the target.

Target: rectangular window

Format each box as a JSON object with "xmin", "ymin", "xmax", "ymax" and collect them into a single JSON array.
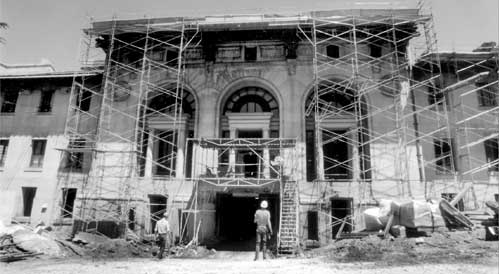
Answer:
[
  {"xmin": 155, "ymin": 130, "xmax": 176, "ymax": 176},
  {"xmin": 428, "ymin": 86, "xmax": 448, "ymax": 109},
  {"xmin": 245, "ymin": 46, "xmax": 257, "ymax": 61},
  {"xmin": 477, "ymin": 86, "xmax": 497, "ymax": 107},
  {"xmin": 323, "ymin": 130, "xmax": 351, "ymax": 180},
  {"xmin": 1, "ymin": 91, "xmax": 19, "ymax": 113},
  {"xmin": 30, "ymin": 139, "xmax": 47, "ymax": 168},
  {"xmin": 185, "ymin": 130, "xmax": 194, "ymax": 178},
  {"xmin": 0, "ymin": 139, "xmax": 8, "ymax": 167},
  {"xmin": 217, "ymin": 131, "xmax": 230, "ymax": 176},
  {"xmin": 306, "ymin": 130, "xmax": 316, "ymax": 181},
  {"xmin": 76, "ymin": 88, "xmax": 92, "ymax": 112},
  {"xmin": 434, "ymin": 138, "xmax": 455, "ymax": 174},
  {"xmin": 484, "ymin": 138, "xmax": 499, "ymax": 172},
  {"xmin": 326, "ymin": 45, "xmax": 340, "ymax": 58},
  {"xmin": 307, "ymin": 211, "xmax": 319, "ymax": 240},
  {"xmin": 22, "ymin": 187, "xmax": 37, "ymax": 217},
  {"xmin": 65, "ymin": 139, "xmax": 85, "ymax": 170},
  {"xmin": 369, "ymin": 43, "xmax": 382, "ymax": 58},
  {"xmin": 61, "ymin": 188, "xmax": 77, "ymax": 218},
  {"xmin": 38, "ymin": 91, "xmax": 54, "ymax": 113}
]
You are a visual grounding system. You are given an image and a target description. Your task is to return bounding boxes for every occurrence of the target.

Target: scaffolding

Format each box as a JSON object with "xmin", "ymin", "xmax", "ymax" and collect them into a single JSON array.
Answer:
[
  {"xmin": 296, "ymin": 2, "xmax": 459, "ymax": 240},
  {"xmin": 54, "ymin": 17, "xmax": 201, "ymax": 238},
  {"xmin": 50, "ymin": 1, "xmax": 498, "ymax": 248}
]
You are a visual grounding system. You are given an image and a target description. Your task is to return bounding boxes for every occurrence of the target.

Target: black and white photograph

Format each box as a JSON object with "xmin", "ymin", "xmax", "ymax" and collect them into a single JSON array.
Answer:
[{"xmin": 0, "ymin": 0, "xmax": 498, "ymax": 273}]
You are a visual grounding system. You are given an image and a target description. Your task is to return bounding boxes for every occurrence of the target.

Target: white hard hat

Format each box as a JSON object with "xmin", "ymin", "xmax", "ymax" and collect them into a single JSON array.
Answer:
[
  {"xmin": 260, "ymin": 200, "xmax": 268, "ymax": 209},
  {"xmin": 163, "ymin": 212, "xmax": 169, "ymax": 217}
]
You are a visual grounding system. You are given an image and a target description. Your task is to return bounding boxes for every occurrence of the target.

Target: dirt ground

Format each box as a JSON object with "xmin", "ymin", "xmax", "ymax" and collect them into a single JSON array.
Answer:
[
  {"xmin": 1, "ymin": 229, "xmax": 498, "ymax": 273},
  {"xmin": 1, "ymin": 253, "xmax": 498, "ymax": 274}
]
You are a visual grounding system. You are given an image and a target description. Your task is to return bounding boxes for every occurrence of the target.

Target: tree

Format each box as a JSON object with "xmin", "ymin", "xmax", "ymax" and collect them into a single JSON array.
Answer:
[{"xmin": 0, "ymin": 22, "xmax": 8, "ymax": 43}]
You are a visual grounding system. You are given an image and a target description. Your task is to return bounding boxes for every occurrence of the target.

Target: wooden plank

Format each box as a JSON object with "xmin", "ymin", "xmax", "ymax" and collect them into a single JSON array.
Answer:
[
  {"xmin": 383, "ymin": 214, "xmax": 394, "ymax": 239},
  {"xmin": 335, "ymin": 218, "xmax": 347, "ymax": 239}
]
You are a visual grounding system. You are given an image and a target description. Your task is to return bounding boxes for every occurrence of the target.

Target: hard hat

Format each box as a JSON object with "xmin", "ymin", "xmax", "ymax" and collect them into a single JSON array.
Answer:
[
  {"xmin": 163, "ymin": 212, "xmax": 169, "ymax": 217},
  {"xmin": 260, "ymin": 200, "xmax": 268, "ymax": 209}
]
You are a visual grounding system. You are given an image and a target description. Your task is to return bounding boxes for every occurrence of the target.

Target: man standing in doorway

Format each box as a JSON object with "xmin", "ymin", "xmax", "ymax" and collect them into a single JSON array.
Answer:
[
  {"xmin": 254, "ymin": 200, "xmax": 272, "ymax": 260},
  {"xmin": 155, "ymin": 212, "xmax": 171, "ymax": 259}
]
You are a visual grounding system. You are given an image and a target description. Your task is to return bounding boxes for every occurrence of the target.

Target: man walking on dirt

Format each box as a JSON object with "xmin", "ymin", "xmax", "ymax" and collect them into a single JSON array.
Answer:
[
  {"xmin": 254, "ymin": 200, "xmax": 272, "ymax": 260},
  {"xmin": 155, "ymin": 212, "xmax": 171, "ymax": 259}
]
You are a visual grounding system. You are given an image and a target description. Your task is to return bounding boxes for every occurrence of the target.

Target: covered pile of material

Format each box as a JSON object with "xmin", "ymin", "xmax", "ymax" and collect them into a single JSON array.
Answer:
[
  {"xmin": 363, "ymin": 198, "xmax": 473, "ymax": 232},
  {"xmin": 0, "ymin": 221, "xmax": 63, "ymax": 262}
]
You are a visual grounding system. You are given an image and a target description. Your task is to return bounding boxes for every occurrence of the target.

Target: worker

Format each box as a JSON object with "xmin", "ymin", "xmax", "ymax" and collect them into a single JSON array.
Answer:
[
  {"xmin": 154, "ymin": 212, "xmax": 171, "ymax": 259},
  {"xmin": 254, "ymin": 200, "xmax": 272, "ymax": 260}
]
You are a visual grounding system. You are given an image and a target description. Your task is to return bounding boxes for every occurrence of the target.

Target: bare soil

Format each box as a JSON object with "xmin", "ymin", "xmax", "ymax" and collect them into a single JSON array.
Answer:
[
  {"xmin": 1, "ymin": 254, "xmax": 497, "ymax": 274},
  {"xmin": 1, "ymin": 230, "xmax": 498, "ymax": 274}
]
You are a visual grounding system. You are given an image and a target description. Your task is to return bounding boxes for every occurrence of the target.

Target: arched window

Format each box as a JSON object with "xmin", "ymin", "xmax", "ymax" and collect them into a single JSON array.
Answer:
[
  {"xmin": 223, "ymin": 87, "xmax": 278, "ymax": 115},
  {"xmin": 140, "ymin": 89, "xmax": 196, "ymax": 177}
]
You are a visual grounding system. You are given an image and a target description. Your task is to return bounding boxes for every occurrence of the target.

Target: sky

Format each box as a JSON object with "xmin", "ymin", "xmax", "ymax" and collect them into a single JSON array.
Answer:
[{"xmin": 0, "ymin": 0, "xmax": 498, "ymax": 71}]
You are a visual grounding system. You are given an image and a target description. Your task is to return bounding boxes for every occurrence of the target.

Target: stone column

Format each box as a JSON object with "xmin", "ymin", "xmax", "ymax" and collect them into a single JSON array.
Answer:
[
  {"xmin": 229, "ymin": 127, "xmax": 237, "ymax": 176},
  {"xmin": 317, "ymin": 129, "xmax": 325, "ymax": 180},
  {"xmin": 263, "ymin": 128, "xmax": 270, "ymax": 178},
  {"xmin": 145, "ymin": 129, "xmax": 154, "ymax": 177},
  {"xmin": 175, "ymin": 125, "xmax": 187, "ymax": 179}
]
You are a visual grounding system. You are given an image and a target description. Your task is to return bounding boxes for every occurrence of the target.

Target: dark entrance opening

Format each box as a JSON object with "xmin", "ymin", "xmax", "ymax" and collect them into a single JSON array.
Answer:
[
  {"xmin": 307, "ymin": 211, "xmax": 319, "ymax": 240},
  {"xmin": 331, "ymin": 197, "xmax": 353, "ymax": 239},
  {"xmin": 22, "ymin": 187, "xmax": 37, "ymax": 217},
  {"xmin": 215, "ymin": 193, "xmax": 279, "ymax": 251},
  {"xmin": 149, "ymin": 194, "xmax": 167, "ymax": 232},
  {"xmin": 61, "ymin": 188, "xmax": 77, "ymax": 218}
]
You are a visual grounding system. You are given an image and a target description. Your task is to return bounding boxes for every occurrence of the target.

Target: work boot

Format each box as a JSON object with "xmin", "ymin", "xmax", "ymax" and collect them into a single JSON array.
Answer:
[
  {"xmin": 262, "ymin": 243, "xmax": 267, "ymax": 260},
  {"xmin": 254, "ymin": 244, "xmax": 260, "ymax": 261}
]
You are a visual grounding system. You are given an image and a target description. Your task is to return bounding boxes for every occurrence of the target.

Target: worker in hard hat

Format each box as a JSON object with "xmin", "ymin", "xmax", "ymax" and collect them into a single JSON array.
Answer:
[
  {"xmin": 154, "ymin": 212, "xmax": 171, "ymax": 259},
  {"xmin": 254, "ymin": 200, "xmax": 272, "ymax": 260}
]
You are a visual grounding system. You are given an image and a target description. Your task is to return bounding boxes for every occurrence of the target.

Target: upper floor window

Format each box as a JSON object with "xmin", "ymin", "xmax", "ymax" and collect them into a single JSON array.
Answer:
[
  {"xmin": 1, "ymin": 91, "xmax": 19, "ymax": 113},
  {"xmin": 369, "ymin": 43, "xmax": 382, "ymax": 58},
  {"xmin": 30, "ymin": 139, "xmax": 47, "ymax": 168},
  {"xmin": 244, "ymin": 46, "xmax": 257, "ymax": 62},
  {"xmin": 65, "ymin": 139, "xmax": 85, "ymax": 170},
  {"xmin": 0, "ymin": 139, "xmax": 9, "ymax": 167},
  {"xmin": 326, "ymin": 45, "xmax": 340, "ymax": 58},
  {"xmin": 76, "ymin": 88, "xmax": 92, "ymax": 112},
  {"xmin": 428, "ymin": 85, "xmax": 448, "ymax": 110},
  {"xmin": 38, "ymin": 91, "xmax": 54, "ymax": 113},
  {"xmin": 477, "ymin": 86, "xmax": 497, "ymax": 107},
  {"xmin": 434, "ymin": 138, "xmax": 455, "ymax": 174},
  {"xmin": 484, "ymin": 138, "xmax": 499, "ymax": 172}
]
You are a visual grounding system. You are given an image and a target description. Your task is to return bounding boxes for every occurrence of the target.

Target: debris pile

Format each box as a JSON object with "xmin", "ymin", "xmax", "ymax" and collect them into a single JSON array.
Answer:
[
  {"xmin": 171, "ymin": 245, "xmax": 216, "ymax": 258},
  {"xmin": 306, "ymin": 230, "xmax": 499, "ymax": 264},
  {"xmin": 0, "ymin": 234, "xmax": 42, "ymax": 263},
  {"xmin": 72, "ymin": 232, "xmax": 150, "ymax": 259},
  {"xmin": 0, "ymin": 221, "xmax": 63, "ymax": 262}
]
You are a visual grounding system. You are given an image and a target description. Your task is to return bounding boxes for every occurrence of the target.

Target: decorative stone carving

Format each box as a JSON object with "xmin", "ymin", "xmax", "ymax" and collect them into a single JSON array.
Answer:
[
  {"xmin": 216, "ymin": 46, "xmax": 242, "ymax": 60},
  {"xmin": 286, "ymin": 59, "xmax": 297, "ymax": 76},
  {"xmin": 260, "ymin": 45, "xmax": 285, "ymax": 60}
]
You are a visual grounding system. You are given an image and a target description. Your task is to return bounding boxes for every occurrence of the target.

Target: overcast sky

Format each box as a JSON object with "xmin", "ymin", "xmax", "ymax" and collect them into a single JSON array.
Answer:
[{"xmin": 0, "ymin": 0, "xmax": 498, "ymax": 70}]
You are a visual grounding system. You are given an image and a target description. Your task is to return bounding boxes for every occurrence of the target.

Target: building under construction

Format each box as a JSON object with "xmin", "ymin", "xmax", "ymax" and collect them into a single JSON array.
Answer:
[{"xmin": 1, "ymin": 3, "xmax": 497, "ymax": 254}]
